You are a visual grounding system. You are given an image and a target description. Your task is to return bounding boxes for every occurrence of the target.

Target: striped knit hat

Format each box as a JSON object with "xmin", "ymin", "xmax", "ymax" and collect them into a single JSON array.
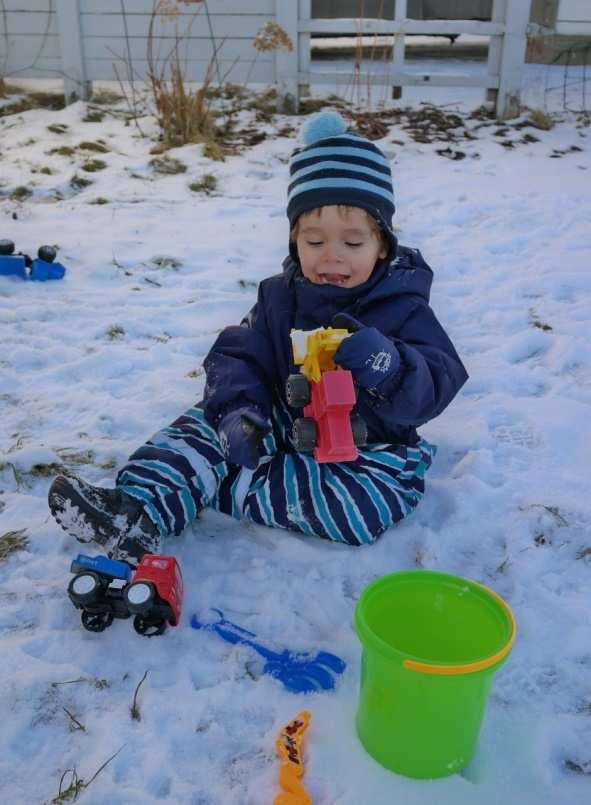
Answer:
[{"xmin": 287, "ymin": 110, "xmax": 397, "ymax": 257}]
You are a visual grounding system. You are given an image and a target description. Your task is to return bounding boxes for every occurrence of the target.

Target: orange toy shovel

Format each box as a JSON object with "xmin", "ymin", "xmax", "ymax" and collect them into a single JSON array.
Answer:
[{"xmin": 274, "ymin": 710, "xmax": 312, "ymax": 805}]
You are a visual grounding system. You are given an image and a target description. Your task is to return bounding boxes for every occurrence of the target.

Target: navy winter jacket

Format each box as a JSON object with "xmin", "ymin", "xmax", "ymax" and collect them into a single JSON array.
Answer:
[{"xmin": 203, "ymin": 247, "xmax": 468, "ymax": 447}]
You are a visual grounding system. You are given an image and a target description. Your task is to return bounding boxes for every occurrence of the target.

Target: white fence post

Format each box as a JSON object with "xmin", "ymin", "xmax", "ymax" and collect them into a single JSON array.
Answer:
[
  {"xmin": 496, "ymin": 0, "xmax": 532, "ymax": 119},
  {"xmin": 56, "ymin": 0, "xmax": 91, "ymax": 104},
  {"xmin": 276, "ymin": 0, "xmax": 299, "ymax": 113},
  {"xmin": 486, "ymin": 0, "xmax": 505, "ymax": 108},
  {"xmin": 299, "ymin": 0, "xmax": 311, "ymax": 98},
  {"xmin": 392, "ymin": 0, "xmax": 408, "ymax": 99}
]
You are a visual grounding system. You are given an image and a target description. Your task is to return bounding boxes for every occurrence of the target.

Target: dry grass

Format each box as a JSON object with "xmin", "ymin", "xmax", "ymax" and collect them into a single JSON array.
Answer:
[
  {"xmin": 0, "ymin": 90, "xmax": 65, "ymax": 118},
  {"xmin": 149, "ymin": 62, "xmax": 218, "ymax": 149},
  {"xmin": 48, "ymin": 146, "xmax": 76, "ymax": 157},
  {"xmin": 0, "ymin": 529, "xmax": 29, "ymax": 562},
  {"xmin": 189, "ymin": 173, "xmax": 217, "ymax": 194},
  {"xmin": 52, "ymin": 747, "xmax": 124, "ymax": 803},
  {"xmin": 145, "ymin": 3, "xmax": 218, "ymax": 150},
  {"xmin": 106, "ymin": 325, "xmax": 125, "ymax": 340},
  {"xmin": 70, "ymin": 174, "xmax": 93, "ymax": 190},
  {"xmin": 526, "ymin": 108, "xmax": 555, "ymax": 131},
  {"xmin": 149, "ymin": 155, "xmax": 187, "ymax": 174},
  {"xmin": 78, "ymin": 141, "xmax": 110, "ymax": 153},
  {"xmin": 80, "ymin": 159, "xmax": 107, "ymax": 172},
  {"xmin": 10, "ymin": 186, "xmax": 32, "ymax": 201}
]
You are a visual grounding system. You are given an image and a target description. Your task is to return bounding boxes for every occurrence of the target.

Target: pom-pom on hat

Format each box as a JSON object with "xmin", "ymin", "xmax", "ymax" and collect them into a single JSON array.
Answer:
[{"xmin": 287, "ymin": 110, "xmax": 397, "ymax": 258}]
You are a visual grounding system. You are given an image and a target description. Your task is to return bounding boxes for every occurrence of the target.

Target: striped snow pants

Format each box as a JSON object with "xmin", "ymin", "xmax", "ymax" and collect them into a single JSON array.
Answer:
[{"xmin": 116, "ymin": 403, "xmax": 436, "ymax": 546}]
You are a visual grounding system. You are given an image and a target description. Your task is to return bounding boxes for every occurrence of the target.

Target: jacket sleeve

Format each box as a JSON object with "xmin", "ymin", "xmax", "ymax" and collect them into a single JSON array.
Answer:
[
  {"xmin": 360, "ymin": 301, "xmax": 468, "ymax": 428},
  {"xmin": 202, "ymin": 286, "xmax": 277, "ymax": 427}
]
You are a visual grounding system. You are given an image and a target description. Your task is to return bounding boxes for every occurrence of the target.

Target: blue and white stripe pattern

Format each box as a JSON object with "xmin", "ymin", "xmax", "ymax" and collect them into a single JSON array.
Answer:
[
  {"xmin": 287, "ymin": 111, "xmax": 395, "ymax": 247},
  {"xmin": 116, "ymin": 405, "xmax": 436, "ymax": 545}
]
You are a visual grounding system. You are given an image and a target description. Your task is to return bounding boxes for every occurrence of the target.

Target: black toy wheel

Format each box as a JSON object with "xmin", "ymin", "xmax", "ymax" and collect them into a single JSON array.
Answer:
[
  {"xmin": 292, "ymin": 417, "xmax": 317, "ymax": 452},
  {"xmin": 81, "ymin": 610, "xmax": 114, "ymax": 633},
  {"xmin": 133, "ymin": 614, "xmax": 167, "ymax": 637},
  {"xmin": 351, "ymin": 413, "xmax": 368, "ymax": 447},
  {"xmin": 124, "ymin": 581, "xmax": 156, "ymax": 614},
  {"xmin": 285, "ymin": 374, "xmax": 310, "ymax": 408},
  {"xmin": 38, "ymin": 245, "xmax": 57, "ymax": 263},
  {"xmin": 68, "ymin": 572, "xmax": 102, "ymax": 606}
]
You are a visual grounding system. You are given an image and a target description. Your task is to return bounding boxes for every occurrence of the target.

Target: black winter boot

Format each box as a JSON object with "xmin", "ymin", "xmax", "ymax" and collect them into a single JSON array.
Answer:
[{"xmin": 48, "ymin": 475, "xmax": 160, "ymax": 563}]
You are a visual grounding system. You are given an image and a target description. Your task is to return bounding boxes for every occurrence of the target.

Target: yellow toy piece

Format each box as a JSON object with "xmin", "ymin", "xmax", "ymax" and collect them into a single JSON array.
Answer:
[
  {"xmin": 274, "ymin": 710, "xmax": 312, "ymax": 805},
  {"xmin": 290, "ymin": 327, "xmax": 350, "ymax": 383}
]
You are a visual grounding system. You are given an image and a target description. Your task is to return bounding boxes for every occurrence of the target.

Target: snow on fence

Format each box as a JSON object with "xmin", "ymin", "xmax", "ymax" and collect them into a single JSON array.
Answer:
[{"xmin": 1, "ymin": 0, "xmax": 535, "ymax": 118}]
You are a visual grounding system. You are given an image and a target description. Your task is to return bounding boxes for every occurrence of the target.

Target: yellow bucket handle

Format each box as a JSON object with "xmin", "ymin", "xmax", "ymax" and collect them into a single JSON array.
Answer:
[{"xmin": 402, "ymin": 584, "xmax": 516, "ymax": 676}]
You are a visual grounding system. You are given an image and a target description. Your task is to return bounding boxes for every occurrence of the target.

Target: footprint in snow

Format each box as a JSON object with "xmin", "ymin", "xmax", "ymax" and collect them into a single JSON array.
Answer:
[{"xmin": 493, "ymin": 423, "xmax": 540, "ymax": 449}]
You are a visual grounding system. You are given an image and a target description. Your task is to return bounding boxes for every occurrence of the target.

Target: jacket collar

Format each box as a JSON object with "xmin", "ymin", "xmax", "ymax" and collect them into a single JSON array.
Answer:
[{"xmin": 281, "ymin": 247, "xmax": 433, "ymax": 306}]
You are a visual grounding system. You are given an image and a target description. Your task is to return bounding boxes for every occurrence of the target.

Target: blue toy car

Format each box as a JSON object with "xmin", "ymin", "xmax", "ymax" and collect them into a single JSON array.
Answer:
[{"xmin": 0, "ymin": 239, "xmax": 66, "ymax": 281}]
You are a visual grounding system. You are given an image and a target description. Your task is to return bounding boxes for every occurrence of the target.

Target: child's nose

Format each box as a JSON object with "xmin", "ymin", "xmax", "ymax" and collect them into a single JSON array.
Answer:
[{"xmin": 322, "ymin": 241, "xmax": 343, "ymax": 261}]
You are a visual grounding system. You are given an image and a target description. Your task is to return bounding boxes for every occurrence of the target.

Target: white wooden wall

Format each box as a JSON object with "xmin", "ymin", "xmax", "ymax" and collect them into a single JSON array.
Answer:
[
  {"xmin": 0, "ymin": 0, "xmax": 277, "ymax": 101},
  {"xmin": 556, "ymin": 0, "xmax": 591, "ymax": 35}
]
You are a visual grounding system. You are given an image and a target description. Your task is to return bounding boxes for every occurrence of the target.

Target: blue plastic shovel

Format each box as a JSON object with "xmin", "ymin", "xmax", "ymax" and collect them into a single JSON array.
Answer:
[{"xmin": 190, "ymin": 609, "xmax": 346, "ymax": 694}]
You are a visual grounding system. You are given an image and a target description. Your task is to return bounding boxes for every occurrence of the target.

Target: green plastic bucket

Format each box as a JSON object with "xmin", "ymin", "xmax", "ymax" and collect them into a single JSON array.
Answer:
[{"xmin": 354, "ymin": 570, "xmax": 515, "ymax": 779}]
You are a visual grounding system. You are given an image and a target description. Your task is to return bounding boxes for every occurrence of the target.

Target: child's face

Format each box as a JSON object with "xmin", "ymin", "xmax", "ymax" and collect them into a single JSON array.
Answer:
[{"xmin": 295, "ymin": 206, "xmax": 387, "ymax": 289}]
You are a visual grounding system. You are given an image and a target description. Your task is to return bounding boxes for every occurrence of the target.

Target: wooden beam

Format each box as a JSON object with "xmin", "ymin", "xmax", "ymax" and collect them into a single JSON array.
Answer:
[
  {"xmin": 302, "ymin": 71, "xmax": 500, "ymax": 89},
  {"xmin": 299, "ymin": 18, "xmax": 505, "ymax": 36}
]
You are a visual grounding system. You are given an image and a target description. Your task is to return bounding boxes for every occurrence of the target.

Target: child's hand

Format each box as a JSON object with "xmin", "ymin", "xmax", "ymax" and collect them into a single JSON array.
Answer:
[
  {"xmin": 333, "ymin": 314, "xmax": 401, "ymax": 390},
  {"xmin": 218, "ymin": 408, "xmax": 271, "ymax": 469}
]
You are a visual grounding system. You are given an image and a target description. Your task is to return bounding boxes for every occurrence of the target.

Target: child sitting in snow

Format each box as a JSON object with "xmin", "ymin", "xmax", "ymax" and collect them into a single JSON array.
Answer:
[{"xmin": 48, "ymin": 110, "xmax": 468, "ymax": 564}]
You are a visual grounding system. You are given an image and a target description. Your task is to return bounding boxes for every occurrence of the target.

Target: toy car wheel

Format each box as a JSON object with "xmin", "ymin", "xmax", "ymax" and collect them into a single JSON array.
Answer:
[
  {"xmin": 38, "ymin": 245, "xmax": 57, "ymax": 263},
  {"xmin": 68, "ymin": 572, "xmax": 102, "ymax": 605},
  {"xmin": 292, "ymin": 417, "xmax": 317, "ymax": 452},
  {"xmin": 81, "ymin": 610, "xmax": 114, "ymax": 633},
  {"xmin": 124, "ymin": 581, "xmax": 155, "ymax": 614},
  {"xmin": 285, "ymin": 374, "xmax": 310, "ymax": 408},
  {"xmin": 133, "ymin": 614, "xmax": 167, "ymax": 637},
  {"xmin": 351, "ymin": 413, "xmax": 368, "ymax": 447}
]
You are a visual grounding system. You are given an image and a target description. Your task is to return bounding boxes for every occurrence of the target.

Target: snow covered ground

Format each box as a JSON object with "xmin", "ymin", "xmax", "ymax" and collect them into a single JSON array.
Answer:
[{"xmin": 1, "ymin": 61, "xmax": 590, "ymax": 804}]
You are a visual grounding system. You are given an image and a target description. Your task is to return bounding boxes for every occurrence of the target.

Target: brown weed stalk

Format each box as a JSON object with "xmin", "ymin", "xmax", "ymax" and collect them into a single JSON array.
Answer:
[{"xmin": 146, "ymin": 1, "xmax": 220, "ymax": 148}]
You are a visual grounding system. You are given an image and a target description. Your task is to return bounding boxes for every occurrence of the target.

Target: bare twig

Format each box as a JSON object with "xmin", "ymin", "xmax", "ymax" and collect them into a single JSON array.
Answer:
[
  {"xmin": 203, "ymin": 0, "xmax": 221, "ymax": 84},
  {"xmin": 53, "ymin": 768, "xmax": 83, "ymax": 803},
  {"xmin": 130, "ymin": 670, "xmax": 149, "ymax": 721},
  {"xmin": 85, "ymin": 745, "xmax": 125, "ymax": 787},
  {"xmin": 63, "ymin": 707, "xmax": 86, "ymax": 732},
  {"xmin": 52, "ymin": 746, "xmax": 124, "ymax": 803},
  {"xmin": 52, "ymin": 676, "xmax": 109, "ymax": 689}
]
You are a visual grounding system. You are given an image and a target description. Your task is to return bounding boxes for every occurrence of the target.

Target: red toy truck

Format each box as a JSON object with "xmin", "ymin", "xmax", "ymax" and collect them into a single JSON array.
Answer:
[
  {"xmin": 286, "ymin": 327, "xmax": 367, "ymax": 462},
  {"xmin": 68, "ymin": 553, "xmax": 183, "ymax": 637}
]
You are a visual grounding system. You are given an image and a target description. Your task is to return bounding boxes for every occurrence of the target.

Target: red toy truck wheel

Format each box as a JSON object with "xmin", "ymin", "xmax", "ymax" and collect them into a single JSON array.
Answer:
[
  {"xmin": 292, "ymin": 417, "xmax": 317, "ymax": 452},
  {"xmin": 286, "ymin": 374, "xmax": 310, "ymax": 408},
  {"xmin": 81, "ymin": 610, "xmax": 114, "ymax": 632},
  {"xmin": 133, "ymin": 613, "xmax": 167, "ymax": 637},
  {"xmin": 351, "ymin": 413, "xmax": 368, "ymax": 447},
  {"xmin": 68, "ymin": 572, "xmax": 102, "ymax": 606},
  {"xmin": 124, "ymin": 581, "xmax": 156, "ymax": 614}
]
